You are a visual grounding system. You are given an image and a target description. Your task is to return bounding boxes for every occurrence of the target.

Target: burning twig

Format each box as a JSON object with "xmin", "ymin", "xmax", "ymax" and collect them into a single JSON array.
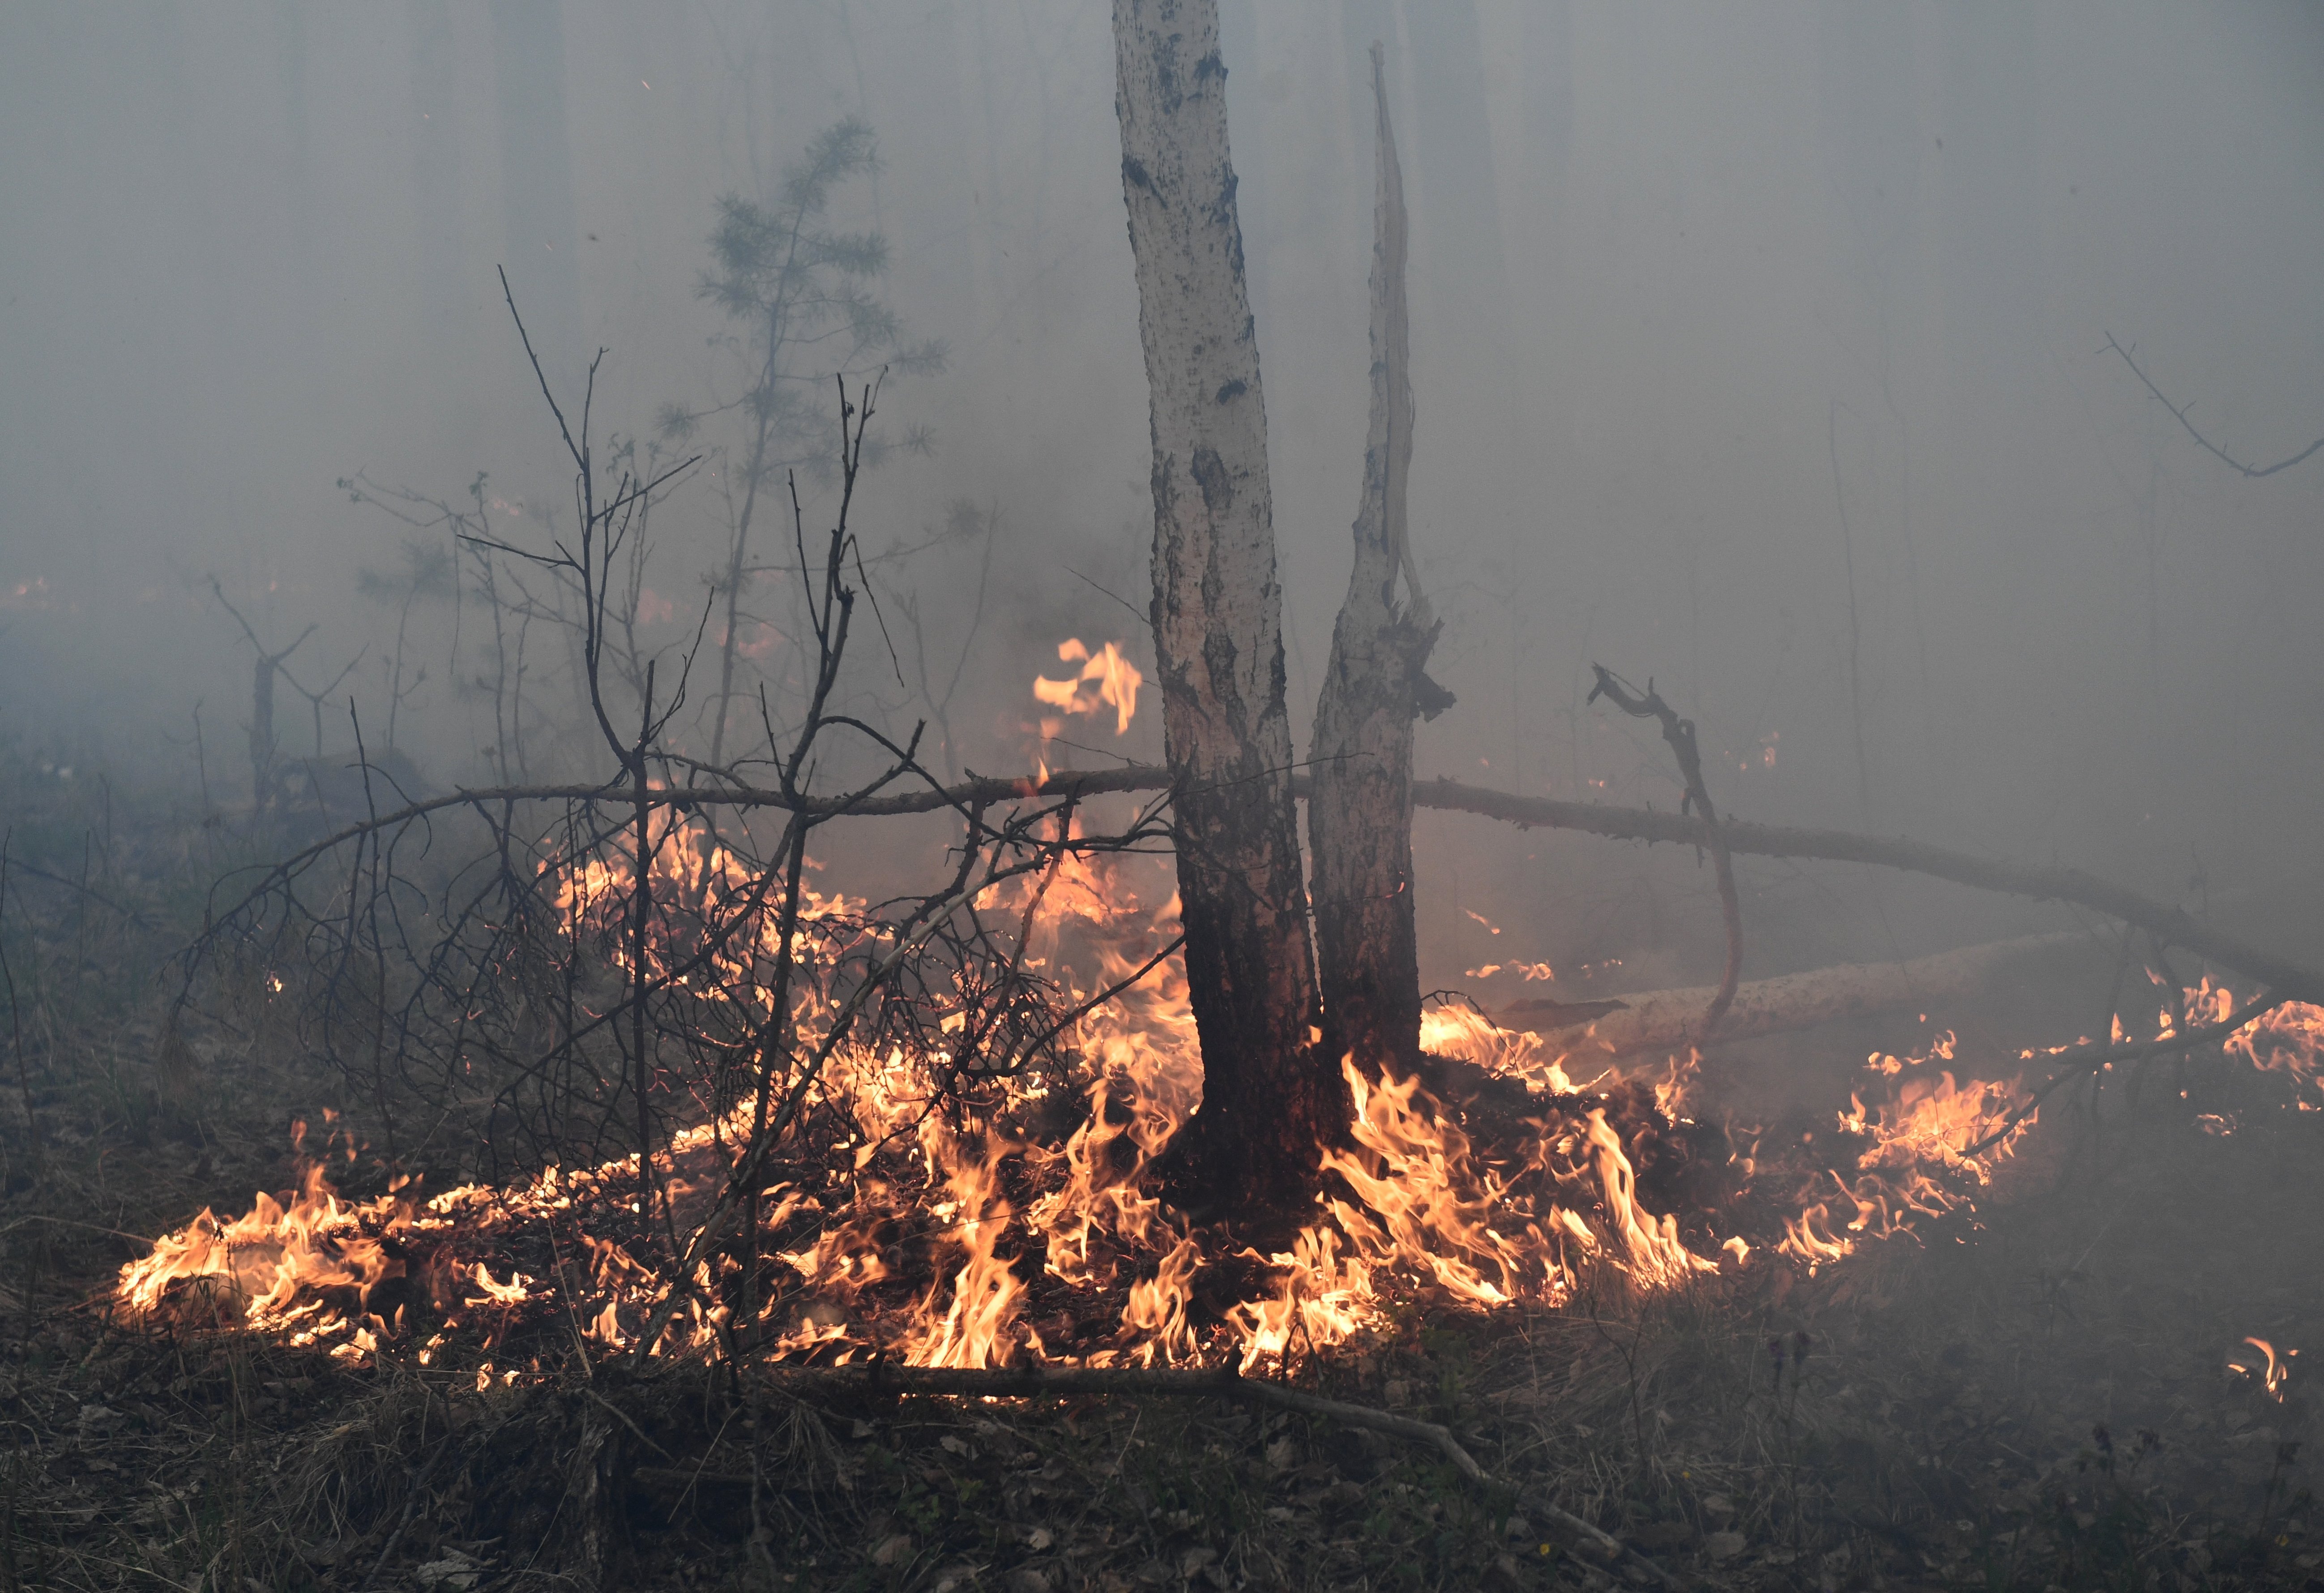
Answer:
[
  {"xmin": 625, "ymin": 811, "xmax": 1150, "ymax": 1366},
  {"xmin": 201, "ymin": 758, "xmax": 2324, "ymax": 1023},
  {"xmin": 1958, "ymin": 991, "xmax": 2290, "ymax": 1158},
  {"xmin": 1586, "ymin": 667, "xmax": 1743, "ymax": 1036}
]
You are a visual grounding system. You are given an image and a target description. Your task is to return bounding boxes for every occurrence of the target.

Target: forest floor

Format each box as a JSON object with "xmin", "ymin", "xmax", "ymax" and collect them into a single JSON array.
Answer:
[{"xmin": 3, "ymin": 752, "xmax": 2321, "ymax": 1593}]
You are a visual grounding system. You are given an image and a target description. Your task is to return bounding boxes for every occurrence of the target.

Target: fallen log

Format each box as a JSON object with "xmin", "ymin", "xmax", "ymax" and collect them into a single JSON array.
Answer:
[{"xmin": 1501, "ymin": 930, "xmax": 2093, "ymax": 1057}]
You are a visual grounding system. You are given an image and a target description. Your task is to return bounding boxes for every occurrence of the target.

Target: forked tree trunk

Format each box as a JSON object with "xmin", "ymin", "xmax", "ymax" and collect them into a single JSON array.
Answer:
[
  {"xmin": 1308, "ymin": 46, "xmax": 1452, "ymax": 1081},
  {"xmin": 1112, "ymin": 0, "xmax": 1340, "ymax": 1209}
]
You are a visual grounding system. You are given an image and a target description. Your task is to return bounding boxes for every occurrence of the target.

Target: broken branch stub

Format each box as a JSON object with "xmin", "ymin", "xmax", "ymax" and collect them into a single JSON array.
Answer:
[{"xmin": 1308, "ymin": 42, "xmax": 1454, "ymax": 1083}]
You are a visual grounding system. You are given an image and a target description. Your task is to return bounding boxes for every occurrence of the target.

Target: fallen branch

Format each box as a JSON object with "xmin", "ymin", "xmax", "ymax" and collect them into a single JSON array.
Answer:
[
  {"xmin": 226, "ymin": 764, "xmax": 2324, "ymax": 1006},
  {"xmin": 1409, "ymin": 777, "xmax": 2324, "ymax": 1006},
  {"xmin": 0, "ymin": 856, "xmax": 152, "ymax": 928},
  {"xmin": 1959, "ymin": 992, "xmax": 2290, "ymax": 1157},
  {"xmin": 746, "ymin": 1362, "xmax": 1685, "ymax": 1587},
  {"xmin": 766, "ymin": 1363, "xmax": 1480, "ymax": 1476}
]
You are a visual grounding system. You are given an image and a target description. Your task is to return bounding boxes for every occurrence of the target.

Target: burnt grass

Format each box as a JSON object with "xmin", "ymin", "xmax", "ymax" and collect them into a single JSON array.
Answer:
[{"xmin": 4, "ymin": 754, "xmax": 2324, "ymax": 1591}]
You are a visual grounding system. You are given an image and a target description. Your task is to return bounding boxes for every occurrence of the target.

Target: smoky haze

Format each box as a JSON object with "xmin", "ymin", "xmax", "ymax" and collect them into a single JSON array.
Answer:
[{"xmin": 3, "ymin": 1, "xmax": 2321, "ymax": 995}]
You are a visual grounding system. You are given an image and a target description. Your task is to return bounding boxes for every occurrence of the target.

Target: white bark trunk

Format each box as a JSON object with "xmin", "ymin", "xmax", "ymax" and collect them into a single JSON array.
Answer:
[{"xmin": 1114, "ymin": 0, "xmax": 1335, "ymax": 1206}]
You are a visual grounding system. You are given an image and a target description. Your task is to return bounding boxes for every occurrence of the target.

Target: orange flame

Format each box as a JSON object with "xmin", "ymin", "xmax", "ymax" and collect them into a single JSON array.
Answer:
[
  {"xmin": 2229, "ymin": 1336, "xmax": 2295, "ymax": 1400},
  {"xmin": 120, "ymin": 834, "xmax": 2097, "ymax": 1375},
  {"xmin": 1034, "ymin": 639, "xmax": 1142, "ymax": 735}
]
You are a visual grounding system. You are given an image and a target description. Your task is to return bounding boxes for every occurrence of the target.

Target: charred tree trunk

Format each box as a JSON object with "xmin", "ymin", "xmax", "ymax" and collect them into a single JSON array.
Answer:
[
  {"xmin": 249, "ymin": 653, "xmax": 280, "ymax": 810},
  {"xmin": 1113, "ymin": 0, "xmax": 1338, "ymax": 1210},
  {"xmin": 1307, "ymin": 46, "xmax": 1452, "ymax": 1082},
  {"xmin": 209, "ymin": 578, "xmax": 312, "ymax": 811}
]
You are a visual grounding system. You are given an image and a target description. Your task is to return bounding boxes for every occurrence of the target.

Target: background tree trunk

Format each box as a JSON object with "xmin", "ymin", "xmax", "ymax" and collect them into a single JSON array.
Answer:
[
  {"xmin": 1112, "ymin": 0, "xmax": 1337, "ymax": 1210},
  {"xmin": 1307, "ymin": 45, "xmax": 1451, "ymax": 1081}
]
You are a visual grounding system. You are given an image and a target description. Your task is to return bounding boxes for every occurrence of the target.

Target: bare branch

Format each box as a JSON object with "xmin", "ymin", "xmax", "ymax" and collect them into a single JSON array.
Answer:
[
  {"xmin": 2106, "ymin": 333, "xmax": 2324, "ymax": 479},
  {"xmin": 1959, "ymin": 991, "xmax": 2290, "ymax": 1157},
  {"xmin": 1587, "ymin": 666, "xmax": 1743, "ymax": 1035}
]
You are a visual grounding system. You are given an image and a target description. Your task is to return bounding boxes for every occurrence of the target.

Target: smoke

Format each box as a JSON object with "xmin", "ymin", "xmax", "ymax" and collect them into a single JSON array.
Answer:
[{"xmin": 2, "ymin": 1, "xmax": 2320, "ymax": 994}]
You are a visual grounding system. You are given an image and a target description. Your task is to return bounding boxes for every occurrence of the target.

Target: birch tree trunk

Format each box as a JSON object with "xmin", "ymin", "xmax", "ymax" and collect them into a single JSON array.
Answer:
[
  {"xmin": 1307, "ymin": 45, "xmax": 1452, "ymax": 1080},
  {"xmin": 1113, "ymin": 0, "xmax": 1339, "ymax": 1208}
]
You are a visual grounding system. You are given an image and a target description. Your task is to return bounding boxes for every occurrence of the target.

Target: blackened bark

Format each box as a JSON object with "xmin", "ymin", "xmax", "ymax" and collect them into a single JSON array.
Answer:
[
  {"xmin": 1307, "ymin": 45, "xmax": 1450, "ymax": 1081},
  {"xmin": 1113, "ymin": 0, "xmax": 1340, "ymax": 1209}
]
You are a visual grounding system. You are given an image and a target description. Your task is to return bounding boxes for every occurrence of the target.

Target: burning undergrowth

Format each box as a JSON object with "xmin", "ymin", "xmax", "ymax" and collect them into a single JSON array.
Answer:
[
  {"xmin": 13, "ymin": 747, "xmax": 2324, "ymax": 1593},
  {"xmin": 102, "ymin": 380, "xmax": 2324, "ymax": 1401},
  {"xmin": 115, "ymin": 821, "xmax": 2303, "ymax": 1384}
]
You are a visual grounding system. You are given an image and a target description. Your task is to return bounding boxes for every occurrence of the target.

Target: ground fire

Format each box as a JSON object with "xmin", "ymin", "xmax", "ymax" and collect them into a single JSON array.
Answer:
[
  {"xmin": 111, "ymin": 785, "xmax": 2324, "ymax": 1379},
  {"xmin": 11, "ymin": 4, "xmax": 2324, "ymax": 1589}
]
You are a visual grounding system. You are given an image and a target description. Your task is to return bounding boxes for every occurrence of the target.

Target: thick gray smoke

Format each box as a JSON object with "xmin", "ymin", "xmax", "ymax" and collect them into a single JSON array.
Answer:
[{"xmin": 3, "ymin": 2, "xmax": 2320, "ymax": 991}]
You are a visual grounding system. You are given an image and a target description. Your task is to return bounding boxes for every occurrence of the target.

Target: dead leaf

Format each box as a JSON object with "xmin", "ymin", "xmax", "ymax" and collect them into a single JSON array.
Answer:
[{"xmin": 871, "ymin": 1533, "xmax": 913, "ymax": 1567}]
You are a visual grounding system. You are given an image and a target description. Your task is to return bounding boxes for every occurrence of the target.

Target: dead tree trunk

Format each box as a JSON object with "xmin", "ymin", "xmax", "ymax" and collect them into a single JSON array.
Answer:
[
  {"xmin": 1307, "ymin": 45, "xmax": 1452, "ymax": 1082},
  {"xmin": 209, "ymin": 577, "xmax": 313, "ymax": 810},
  {"xmin": 1113, "ymin": 0, "xmax": 1337, "ymax": 1209}
]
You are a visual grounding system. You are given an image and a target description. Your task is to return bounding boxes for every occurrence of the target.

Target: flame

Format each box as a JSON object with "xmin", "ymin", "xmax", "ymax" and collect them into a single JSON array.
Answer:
[
  {"xmin": 2226, "ymin": 1000, "xmax": 2324, "ymax": 1094},
  {"xmin": 1761, "ymin": 1033, "xmax": 2034, "ymax": 1272},
  {"xmin": 1581, "ymin": 1108, "xmax": 1717, "ymax": 1287},
  {"xmin": 2228, "ymin": 1336, "xmax": 2295, "ymax": 1400},
  {"xmin": 1843, "ymin": 1062, "xmax": 2025, "ymax": 1178},
  {"xmin": 120, "ymin": 823, "xmax": 2102, "ymax": 1377},
  {"xmin": 1033, "ymin": 639, "xmax": 1142, "ymax": 735},
  {"xmin": 115, "ymin": 1163, "xmax": 414, "ymax": 1356},
  {"xmin": 1419, "ymin": 1002, "xmax": 1593, "ymax": 1095},
  {"xmin": 897, "ymin": 1135, "xmax": 1026, "ymax": 1369}
]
